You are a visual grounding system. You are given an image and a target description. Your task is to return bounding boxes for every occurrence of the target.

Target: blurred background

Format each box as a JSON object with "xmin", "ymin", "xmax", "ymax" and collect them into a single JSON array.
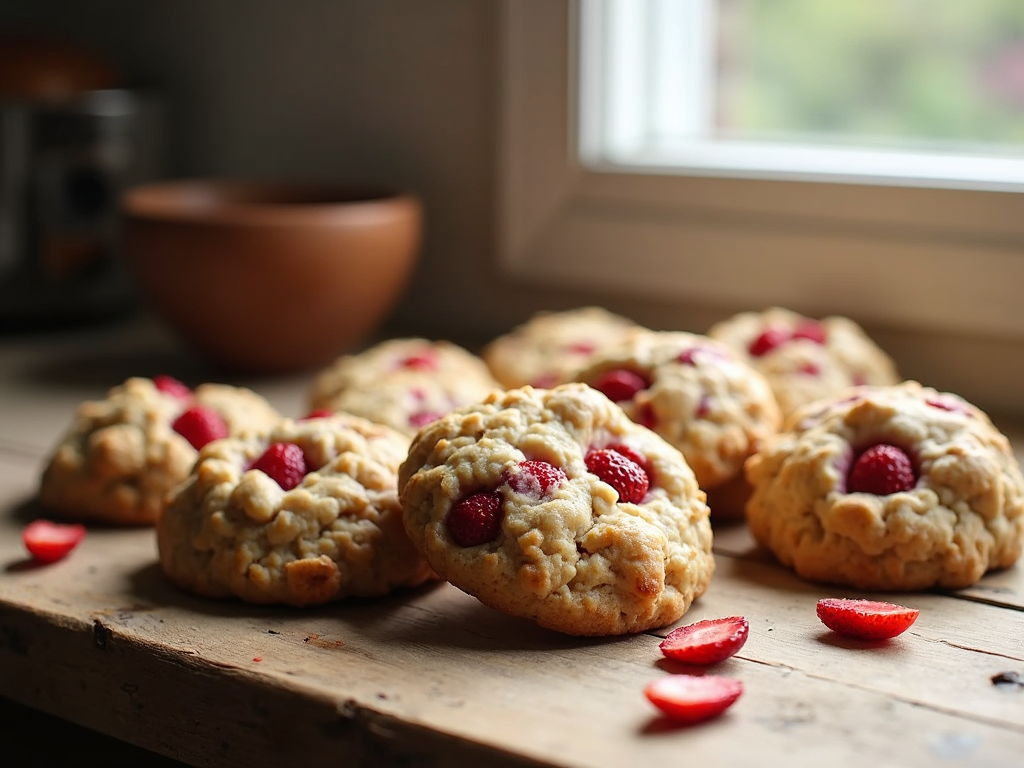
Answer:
[
  {"xmin": 0, "ymin": 0, "xmax": 588, "ymax": 343},
  {"xmin": 2, "ymin": 0, "xmax": 1024, "ymax": 412}
]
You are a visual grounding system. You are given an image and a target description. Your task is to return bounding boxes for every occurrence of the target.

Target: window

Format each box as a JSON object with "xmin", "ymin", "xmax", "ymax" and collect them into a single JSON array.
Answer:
[
  {"xmin": 499, "ymin": 0, "xmax": 1024, "ymax": 341},
  {"xmin": 581, "ymin": 0, "xmax": 1024, "ymax": 188}
]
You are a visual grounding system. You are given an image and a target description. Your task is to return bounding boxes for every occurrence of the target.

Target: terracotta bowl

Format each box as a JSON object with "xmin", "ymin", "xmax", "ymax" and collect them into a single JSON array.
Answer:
[{"xmin": 122, "ymin": 179, "xmax": 423, "ymax": 374}]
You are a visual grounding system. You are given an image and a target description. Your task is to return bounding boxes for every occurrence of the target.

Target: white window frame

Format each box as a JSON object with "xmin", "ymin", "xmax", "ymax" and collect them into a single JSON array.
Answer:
[{"xmin": 498, "ymin": 0, "xmax": 1024, "ymax": 341}]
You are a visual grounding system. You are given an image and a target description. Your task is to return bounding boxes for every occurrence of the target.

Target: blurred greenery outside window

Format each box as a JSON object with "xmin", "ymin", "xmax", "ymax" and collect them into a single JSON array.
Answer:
[{"xmin": 581, "ymin": 0, "xmax": 1024, "ymax": 188}]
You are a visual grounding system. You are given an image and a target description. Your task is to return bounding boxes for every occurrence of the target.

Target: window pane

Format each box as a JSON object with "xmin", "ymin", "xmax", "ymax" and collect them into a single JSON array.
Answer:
[{"xmin": 717, "ymin": 0, "xmax": 1024, "ymax": 155}]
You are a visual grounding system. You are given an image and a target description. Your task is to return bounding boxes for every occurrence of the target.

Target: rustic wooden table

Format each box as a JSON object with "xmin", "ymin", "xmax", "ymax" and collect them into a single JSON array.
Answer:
[{"xmin": 1, "ymin": 319, "xmax": 1022, "ymax": 767}]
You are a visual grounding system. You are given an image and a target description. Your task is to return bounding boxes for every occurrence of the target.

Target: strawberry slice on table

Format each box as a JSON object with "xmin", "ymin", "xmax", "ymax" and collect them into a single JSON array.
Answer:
[
  {"xmin": 22, "ymin": 520, "xmax": 86, "ymax": 564},
  {"xmin": 660, "ymin": 616, "xmax": 749, "ymax": 665},
  {"xmin": 644, "ymin": 674, "xmax": 743, "ymax": 724},
  {"xmin": 816, "ymin": 598, "xmax": 919, "ymax": 640}
]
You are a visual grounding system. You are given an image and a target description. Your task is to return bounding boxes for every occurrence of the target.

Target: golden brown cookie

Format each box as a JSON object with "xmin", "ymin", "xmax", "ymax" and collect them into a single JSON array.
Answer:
[
  {"xmin": 571, "ymin": 330, "xmax": 781, "ymax": 500},
  {"xmin": 708, "ymin": 307, "xmax": 900, "ymax": 418},
  {"xmin": 482, "ymin": 307, "xmax": 644, "ymax": 389},
  {"xmin": 308, "ymin": 338, "xmax": 501, "ymax": 435},
  {"xmin": 158, "ymin": 412, "xmax": 436, "ymax": 605},
  {"xmin": 399, "ymin": 383, "xmax": 714, "ymax": 636},
  {"xmin": 745, "ymin": 381, "xmax": 1024, "ymax": 590},
  {"xmin": 38, "ymin": 376, "xmax": 280, "ymax": 525}
]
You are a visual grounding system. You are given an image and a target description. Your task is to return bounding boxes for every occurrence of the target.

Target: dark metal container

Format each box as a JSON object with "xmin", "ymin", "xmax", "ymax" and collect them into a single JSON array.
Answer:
[{"xmin": 0, "ymin": 88, "xmax": 162, "ymax": 326}]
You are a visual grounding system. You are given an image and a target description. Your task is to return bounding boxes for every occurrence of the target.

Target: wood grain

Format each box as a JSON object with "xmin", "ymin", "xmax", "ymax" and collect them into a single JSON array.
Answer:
[{"xmin": 2, "ymin": 329, "xmax": 1024, "ymax": 766}]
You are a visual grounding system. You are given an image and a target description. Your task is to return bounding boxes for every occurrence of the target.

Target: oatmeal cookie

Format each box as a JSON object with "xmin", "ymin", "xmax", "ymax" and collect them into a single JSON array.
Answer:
[
  {"xmin": 399, "ymin": 383, "xmax": 714, "ymax": 636},
  {"xmin": 571, "ymin": 330, "xmax": 780, "ymax": 508},
  {"xmin": 308, "ymin": 338, "xmax": 501, "ymax": 435},
  {"xmin": 482, "ymin": 306, "xmax": 644, "ymax": 389},
  {"xmin": 158, "ymin": 412, "xmax": 435, "ymax": 605},
  {"xmin": 38, "ymin": 376, "xmax": 280, "ymax": 525},
  {"xmin": 708, "ymin": 307, "xmax": 900, "ymax": 418},
  {"xmin": 745, "ymin": 381, "xmax": 1024, "ymax": 590}
]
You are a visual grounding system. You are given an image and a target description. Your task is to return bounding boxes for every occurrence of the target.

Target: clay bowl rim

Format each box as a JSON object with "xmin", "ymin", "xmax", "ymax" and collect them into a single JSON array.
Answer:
[{"xmin": 121, "ymin": 178, "xmax": 421, "ymax": 228}]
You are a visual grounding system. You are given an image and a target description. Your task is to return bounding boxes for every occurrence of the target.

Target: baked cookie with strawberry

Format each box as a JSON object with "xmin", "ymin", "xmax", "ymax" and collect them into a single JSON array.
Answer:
[
  {"xmin": 399, "ymin": 383, "xmax": 714, "ymax": 636},
  {"xmin": 745, "ymin": 380, "xmax": 1024, "ymax": 590},
  {"xmin": 708, "ymin": 306, "xmax": 901, "ymax": 418},
  {"xmin": 158, "ymin": 411, "xmax": 436, "ymax": 605},
  {"xmin": 571, "ymin": 330, "xmax": 781, "ymax": 519},
  {"xmin": 308, "ymin": 338, "xmax": 501, "ymax": 436},
  {"xmin": 482, "ymin": 306, "xmax": 644, "ymax": 389},
  {"xmin": 38, "ymin": 376, "xmax": 280, "ymax": 525}
]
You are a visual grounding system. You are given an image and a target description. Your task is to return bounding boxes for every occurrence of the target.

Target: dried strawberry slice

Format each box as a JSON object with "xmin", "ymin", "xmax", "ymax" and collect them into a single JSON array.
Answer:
[
  {"xmin": 22, "ymin": 519, "xmax": 86, "ymax": 564},
  {"xmin": 251, "ymin": 442, "xmax": 308, "ymax": 491},
  {"xmin": 172, "ymin": 405, "xmax": 228, "ymax": 450},
  {"xmin": 501, "ymin": 460, "xmax": 567, "ymax": 499},
  {"xmin": 585, "ymin": 448, "xmax": 649, "ymax": 503},
  {"xmin": 816, "ymin": 598, "xmax": 919, "ymax": 641},
  {"xmin": 589, "ymin": 369, "xmax": 649, "ymax": 402},
  {"xmin": 153, "ymin": 374, "xmax": 191, "ymax": 398},
  {"xmin": 447, "ymin": 492, "xmax": 503, "ymax": 546},
  {"xmin": 644, "ymin": 674, "xmax": 743, "ymax": 724},
  {"xmin": 660, "ymin": 616, "xmax": 749, "ymax": 665}
]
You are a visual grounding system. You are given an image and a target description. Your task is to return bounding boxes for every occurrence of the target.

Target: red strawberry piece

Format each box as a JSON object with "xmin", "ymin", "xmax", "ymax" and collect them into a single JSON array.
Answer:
[
  {"xmin": 695, "ymin": 393, "xmax": 712, "ymax": 418},
  {"xmin": 816, "ymin": 598, "xmax": 920, "ymax": 640},
  {"xmin": 590, "ymin": 369, "xmax": 649, "ymax": 402},
  {"xmin": 585, "ymin": 448, "xmax": 649, "ymax": 503},
  {"xmin": 172, "ymin": 405, "xmax": 228, "ymax": 450},
  {"xmin": 408, "ymin": 410, "xmax": 443, "ymax": 429},
  {"xmin": 447, "ymin": 491, "xmax": 504, "ymax": 546},
  {"xmin": 251, "ymin": 442, "xmax": 308, "ymax": 491},
  {"xmin": 847, "ymin": 443, "xmax": 916, "ymax": 495},
  {"xmin": 153, "ymin": 374, "xmax": 191, "ymax": 398},
  {"xmin": 566, "ymin": 340, "xmax": 597, "ymax": 354},
  {"xmin": 22, "ymin": 519, "xmax": 86, "ymax": 564},
  {"xmin": 300, "ymin": 408, "xmax": 335, "ymax": 420},
  {"xmin": 501, "ymin": 460, "xmax": 567, "ymax": 498},
  {"xmin": 607, "ymin": 443, "xmax": 647, "ymax": 470},
  {"xmin": 677, "ymin": 346, "xmax": 728, "ymax": 366},
  {"xmin": 607, "ymin": 443, "xmax": 656, "ymax": 484},
  {"xmin": 637, "ymin": 402, "xmax": 657, "ymax": 429},
  {"xmin": 748, "ymin": 326, "xmax": 790, "ymax": 357},
  {"xmin": 399, "ymin": 350, "xmax": 437, "ymax": 371},
  {"xmin": 798, "ymin": 362, "xmax": 821, "ymax": 376},
  {"xmin": 644, "ymin": 674, "xmax": 743, "ymax": 724},
  {"xmin": 792, "ymin": 319, "xmax": 827, "ymax": 344},
  {"xmin": 660, "ymin": 616, "xmax": 749, "ymax": 665},
  {"xmin": 925, "ymin": 397, "xmax": 972, "ymax": 416}
]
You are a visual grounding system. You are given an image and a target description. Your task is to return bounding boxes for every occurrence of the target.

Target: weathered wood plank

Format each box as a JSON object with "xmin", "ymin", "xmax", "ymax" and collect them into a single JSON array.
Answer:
[{"xmin": 2, "ymin": 450, "xmax": 1023, "ymax": 767}]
